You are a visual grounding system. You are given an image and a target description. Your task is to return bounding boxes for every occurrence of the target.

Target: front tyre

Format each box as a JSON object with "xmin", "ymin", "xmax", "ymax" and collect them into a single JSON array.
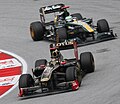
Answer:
[
  {"xmin": 19, "ymin": 74, "xmax": 34, "ymax": 89},
  {"xmin": 66, "ymin": 66, "xmax": 82, "ymax": 89},
  {"xmin": 30, "ymin": 21, "xmax": 44, "ymax": 41},
  {"xmin": 66, "ymin": 66, "xmax": 76, "ymax": 81},
  {"xmin": 66, "ymin": 66, "xmax": 81, "ymax": 85},
  {"xmin": 97, "ymin": 19, "xmax": 110, "ymax": 33}
]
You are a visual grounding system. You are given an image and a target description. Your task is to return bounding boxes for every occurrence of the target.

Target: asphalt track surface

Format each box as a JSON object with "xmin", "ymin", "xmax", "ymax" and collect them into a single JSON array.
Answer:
[{"xmin": 0, "ymin": 0, "xmax": 120, "ymax": 104}]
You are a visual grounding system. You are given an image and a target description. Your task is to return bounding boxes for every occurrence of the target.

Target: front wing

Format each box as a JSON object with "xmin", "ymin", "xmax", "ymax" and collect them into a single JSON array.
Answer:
[
  {"xmin": 19, "ymin": 88, "xmax": 72, "ymax": 99},
  {"xmin": 77, "ymin": 32, "xmax": 117, "ymax": 47},
  {"xmin": 18, "ymin": 80, "xmax": 79, "ymax": 99},
  {"xmin": 43, "ymin": 31, "xmax": 117, "ymax": 47}
]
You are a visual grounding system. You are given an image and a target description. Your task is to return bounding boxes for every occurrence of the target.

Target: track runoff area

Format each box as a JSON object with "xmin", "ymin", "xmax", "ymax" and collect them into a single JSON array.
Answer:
[{"xmin": 0, "ymin": 50, "xmax": 27, "ymax": 98}]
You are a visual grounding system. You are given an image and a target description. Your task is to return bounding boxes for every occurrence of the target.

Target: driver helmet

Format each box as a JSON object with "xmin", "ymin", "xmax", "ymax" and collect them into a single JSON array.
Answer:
[
  {"xmin": 52, "ymin": 49, "xmax": 60, "ymax": 58},
  {"xmin": 49, "ymin": 44, "xmax": 63, "ymax": 63},
  {"xmin": 65, "ymin": 16, "xmax": 73, "ymax": 22}
]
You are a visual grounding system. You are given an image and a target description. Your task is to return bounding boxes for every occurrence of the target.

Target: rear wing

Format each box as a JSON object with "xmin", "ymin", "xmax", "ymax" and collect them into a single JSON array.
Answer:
[
  {"xmin": 50, "ymin": 40, "xmax": 78, "ymax": 60},
  {"xmin": 39, "ymin": 3, "xmax": 69, "ymax": 23},
  {"xmin": 39, "ymin": 3, "xmax": 65, "ymax": 14}
]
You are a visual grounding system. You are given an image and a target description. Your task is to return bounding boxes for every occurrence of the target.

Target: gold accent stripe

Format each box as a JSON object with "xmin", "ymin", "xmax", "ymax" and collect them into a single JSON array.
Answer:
[{"xmin": 79, "ymin": 21, "xmax": 94, "ymax": 32}]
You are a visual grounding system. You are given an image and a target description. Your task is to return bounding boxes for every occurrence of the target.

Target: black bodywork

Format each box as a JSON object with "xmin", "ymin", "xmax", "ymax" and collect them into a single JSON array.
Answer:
[
  {"xmin": 18, "ymin": 41, "xmax": 95, "ymax": 98},
  {"xmin": 30, "ymin": 3, "xmax": 117, "ymax": 46}
]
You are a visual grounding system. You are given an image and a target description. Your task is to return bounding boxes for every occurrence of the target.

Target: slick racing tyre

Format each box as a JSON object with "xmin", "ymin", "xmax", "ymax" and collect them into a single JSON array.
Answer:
[
  {"xmin": 57, "ymin": 27, "xmax": 67, "ymax": 42},
  {"xmin": 97, "ymin": 19, "xmax": 110, "ymax": 33},
  {"xmin": 80, "ymin": 52, "xmax": 95, "ymax": 73},
  {"xmin": 30, "ymin": 21, "xmax": 44, "ymax": 41},
  {"xmin": 35, "ymin": 59, "xmax": 47, "ymax": 68},
  {"xmin": 19, "ymin": 74, "xmax": 34, "ymax": 89},
  {"xmin": 34, "ymin": 59, "xmax": 47, "ymax": 77},
  {"xmin": 71, "ymin": 13, "xmax": 83, "ymax": 20},
  {"xmin": 66, "ymin": 66, "xmax": 77, "ymax": 81},
  {"xmin": 66, "ymin": 66, "xmax": 82, "ymax": 86}
]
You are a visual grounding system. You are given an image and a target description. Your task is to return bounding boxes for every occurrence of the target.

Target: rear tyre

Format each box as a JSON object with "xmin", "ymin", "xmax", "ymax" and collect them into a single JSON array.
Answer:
[
  {"xmin": 19, "ymin": 74, "xmax": 34, "ymax": 89},
  {"xmin": 35, "ymin": 59, "xmax": 47, "ymax": 68},
  {"xmin": 57, "ymin": 27, "xmax": 67, "ymax": 42},
  {"xmin": 30, "ymin": 21, "xmax": 44, "ymax": 41},
  {"xmin": 97, "ymin": 19, "xmax": 110, "ymax": 33},
  {"xmin": 34, "ymin": 59, "xmax": 47, "ymax": 77},
  {"xmin": 80, "ymin": 52, "xmax": 95, "ymax": 73},
  {"xmin": 71, "ymin": 13, "xmax": 83, "ymax": 20}
]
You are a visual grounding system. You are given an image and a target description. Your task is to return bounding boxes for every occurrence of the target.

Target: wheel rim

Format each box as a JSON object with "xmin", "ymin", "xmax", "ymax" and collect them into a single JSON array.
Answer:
[{"xmin": 30, "ymin": 27, "xmax": 35, "ymax": 39}]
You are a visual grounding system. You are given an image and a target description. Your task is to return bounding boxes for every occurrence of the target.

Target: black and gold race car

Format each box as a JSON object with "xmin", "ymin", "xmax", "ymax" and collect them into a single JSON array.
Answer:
[
  {"xmin": 18, "ymin": 41, "xmax": 95, "ymax": 98},
  {"xmin": 30, "ymin": 3, "xmax": 117, "ymax": 46}
]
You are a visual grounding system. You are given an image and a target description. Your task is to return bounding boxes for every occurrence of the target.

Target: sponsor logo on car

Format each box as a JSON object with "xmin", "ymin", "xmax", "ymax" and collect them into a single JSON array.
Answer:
[
  {"xmin": 44, "ymin": 5, "xmax": 61, "ymax": 11},
  {"xmin": 56, "ymin": 41, "xmax": 74, "ymax": 47}
]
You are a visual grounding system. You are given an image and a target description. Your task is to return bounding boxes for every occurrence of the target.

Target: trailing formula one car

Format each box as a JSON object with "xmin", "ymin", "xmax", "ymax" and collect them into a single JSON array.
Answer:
[
  {"xmin": 18, "ymin": 41, "xmax": 95, "ymax": 97},
  {"xmin": 30, "ymin": 3, "xmax": 117, "ymax": 46}
]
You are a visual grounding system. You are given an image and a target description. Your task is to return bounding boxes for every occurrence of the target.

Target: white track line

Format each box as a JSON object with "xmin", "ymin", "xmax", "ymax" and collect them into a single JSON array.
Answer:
[{"xmin": 0, "ymin": 49, "xmax": 27, "ymax": 98}]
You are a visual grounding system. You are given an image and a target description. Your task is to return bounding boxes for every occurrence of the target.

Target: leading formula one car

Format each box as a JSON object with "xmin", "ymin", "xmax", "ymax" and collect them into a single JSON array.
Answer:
[
  {"xmin": 30, "ymin": 3, "xmax": 117, "ymax": 46},
  {"xmin": 18, "ymin": 41, "xmax": 95, "ymax": 97}
]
